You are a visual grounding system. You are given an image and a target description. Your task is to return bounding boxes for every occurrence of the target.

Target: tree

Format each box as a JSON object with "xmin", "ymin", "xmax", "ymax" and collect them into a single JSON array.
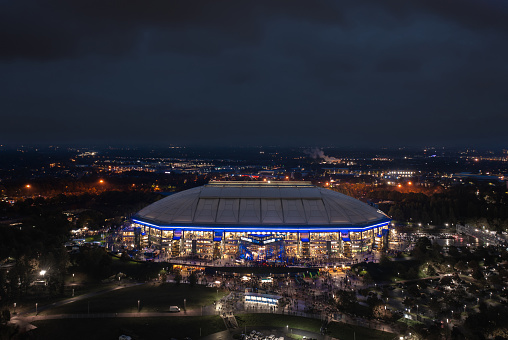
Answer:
[
  {"xmin": 472, "ymin": 268, "xmax": 484, "ymax": 281},
  {"xmin": 380, "ymin": 254, "xmax": 390, "ymax": 267},
  {"xmin": 159, "ymin": 270, "xmax": 167, "ymax": 284},
  {"xmin": 77, "ymin": 247, "xmax": 112, "ymax": 279},
  {"xmin": 0, "ymin": 309, "xmax": 10, "ymax": 324},
  {"xmin": 336, "ymin": 289, "xmax": 357, "ymax": 314},
  {"xmin": 362, "ymin": 272, "xmax": 373, "ymax": 285},
  {"xmin": 428, "ymin": 298, "xmax": 441, "ymax": 318},
  {"xmin": 174, "ymin": 271, "xmax": 182, "ymax": 285},
  {"xmin": 405, "ymin": 267, "xmax": 419, "ymax": 280},
  {"xmin": 454, "ymin": 261, "xmax": 468, "ymax": 272},
  {"xmin": 426, "ymin": 264, "xmax": 437, "ymax": 276},
  {"xmin": 188, "ymin": 271, "xmax": 198, "ymax": 287},
  {"xmin": 120, "ymin": 251, "xmax": 131, "ymax": 262}
]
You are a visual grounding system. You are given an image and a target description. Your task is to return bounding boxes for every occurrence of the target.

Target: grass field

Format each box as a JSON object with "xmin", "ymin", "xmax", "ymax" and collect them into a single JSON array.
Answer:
[
  {"xmin": 40, "ymin": 283, "xmax": 228, "ymax": 315},
  {"xmin": 32, "ymin": 315, "xmax": 226, "ymax": 340},
  {"xmin": 31, "ymin": 313, "xmax": 394, "ymax": 340}
]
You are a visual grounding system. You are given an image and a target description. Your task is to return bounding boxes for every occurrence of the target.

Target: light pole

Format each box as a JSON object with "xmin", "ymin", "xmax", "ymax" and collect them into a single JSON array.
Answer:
[
  {"xmin": 35, "ymin": 303, "xmax": 38, "ymax": 315},
  {"xmin": 13, "ymin": 303, "xmax": 16, "ymax": 314},
  {"xmin": 72, "ymin": 273, "xmax": 75, "ymax": 283},
  {"xmin": 184, "ymin": 298, "xmax": 186, "ymax": 311},
  {"xmin": 138, "ymin": 299, "xmax": 140, "ymax": 312}
]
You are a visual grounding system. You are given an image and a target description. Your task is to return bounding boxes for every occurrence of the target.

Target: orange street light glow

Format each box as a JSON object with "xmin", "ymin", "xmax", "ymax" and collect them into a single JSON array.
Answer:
[
  {"xmin": 26, "ymin": 184, "xmax": 31, "ymax": 188},
  {"xmin": 408, "ymin": 182, "xmax": 412, "ymax": 185},
  {"xmin": 397, "ymin": 184, "xmax": 402, "ymax": 188},
  {"xmin": 99, "ymin": 179, "xmax": 104, "ymax": 184}
]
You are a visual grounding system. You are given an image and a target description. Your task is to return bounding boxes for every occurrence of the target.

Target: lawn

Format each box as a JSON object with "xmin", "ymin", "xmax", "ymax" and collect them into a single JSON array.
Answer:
[
  {"xmin": 32, "ymin": 315, "xmax": 226, "ymax": 340},
  {"xmin": 235, "ymin": 313, "xmax": 322, "ymax": 332},
  {"xmin": 40, "ymin": 283, "xmax": 228, "ymax": 315},
  {"xmin": 235, "ymin": 314, "xmax": 395, "ymax": 340},
  {"xmin": 327, "ymin": 321, "xmax": 395, "ymax": 340}
]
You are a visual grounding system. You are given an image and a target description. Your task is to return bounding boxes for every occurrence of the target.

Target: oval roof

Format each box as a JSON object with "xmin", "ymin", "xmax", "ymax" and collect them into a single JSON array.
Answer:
[{"xmin": 134, "ymin": 181, "xmax": 389, "ymax": 229}]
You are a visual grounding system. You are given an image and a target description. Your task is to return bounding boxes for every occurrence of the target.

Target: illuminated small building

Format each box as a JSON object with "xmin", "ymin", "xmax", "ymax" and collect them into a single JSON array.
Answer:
[
  {"xmin": 244, "ymin": 292, "xmax": 280, "ymax": 307},
  {"xmin": 132, "ymin": 181, "xmax": 390, "ymax": 260}
]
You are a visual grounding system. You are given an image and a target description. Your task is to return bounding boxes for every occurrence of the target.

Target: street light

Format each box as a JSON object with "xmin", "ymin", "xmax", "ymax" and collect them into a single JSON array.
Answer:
[
  {"xmin": 13, "ymin": 303, "xmax": 16, "ymax": 314},
  {"xmin": 138, "ymin": 299, "xmax": 140, "ymax": 312},
  {"xmin": 35, "ymin": 303, "xmax": 38, "ymax": 315}
]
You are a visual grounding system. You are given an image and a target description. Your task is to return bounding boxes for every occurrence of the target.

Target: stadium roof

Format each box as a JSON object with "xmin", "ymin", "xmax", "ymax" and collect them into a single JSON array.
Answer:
[{"xmin": 133, "ymin": 182, "xmax": 390, "ymax": 232}]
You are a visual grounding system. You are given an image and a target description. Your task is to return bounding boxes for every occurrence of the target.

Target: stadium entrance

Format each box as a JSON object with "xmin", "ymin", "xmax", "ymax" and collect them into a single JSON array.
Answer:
[{"xmin": 239, "ymin": 234, "xmax": 284, "ymax": 261}]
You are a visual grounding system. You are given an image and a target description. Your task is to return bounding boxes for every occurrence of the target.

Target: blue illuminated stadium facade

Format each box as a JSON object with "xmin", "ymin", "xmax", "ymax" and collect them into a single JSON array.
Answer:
[{"xmin": 132, "ymin": 181, "xmax": 390, "ymax": 260}]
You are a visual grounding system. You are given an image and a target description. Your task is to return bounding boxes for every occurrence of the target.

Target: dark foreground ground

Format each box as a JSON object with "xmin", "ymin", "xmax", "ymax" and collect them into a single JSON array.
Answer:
[{"xmin": 30, "ymin": 314, "xmax": 395, "ymax": 340}]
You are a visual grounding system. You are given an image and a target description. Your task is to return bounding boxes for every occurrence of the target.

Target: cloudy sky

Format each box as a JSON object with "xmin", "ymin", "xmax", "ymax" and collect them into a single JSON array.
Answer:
[{"xmin": 1, "ymin": 0, "xmax": 507, "ymax": 148}]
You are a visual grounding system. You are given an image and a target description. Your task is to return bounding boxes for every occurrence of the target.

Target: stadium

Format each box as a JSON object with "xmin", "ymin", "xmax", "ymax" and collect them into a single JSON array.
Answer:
[{"xmin": 131, "ymin": 181, "xmax": 390, "ymax": 261}]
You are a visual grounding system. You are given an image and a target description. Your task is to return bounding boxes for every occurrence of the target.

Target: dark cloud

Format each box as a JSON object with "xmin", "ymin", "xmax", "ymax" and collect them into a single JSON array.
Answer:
[
  {"xmin": 0, "ymin": 0, "xmax": 344, "ymax": 60},
  {"xmin": 3, "ymin": 0, "xmax": 507, "ymax": 61},
  {"xmin": 362, "ymin": 0, "xmax": 508, "ymax": 32},
  {"xmin": 1, "ymin": 0, "xmax": 507, "ymax": 147},
  {"xmin": 376, "ymin": 58, "xmax": 421, "ymax": 73}
]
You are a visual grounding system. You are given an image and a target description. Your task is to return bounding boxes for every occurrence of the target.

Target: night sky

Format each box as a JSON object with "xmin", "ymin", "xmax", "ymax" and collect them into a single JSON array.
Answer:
[{"xmin": 1, "ymin": 0, "xmax": 507, "ymax": 148}]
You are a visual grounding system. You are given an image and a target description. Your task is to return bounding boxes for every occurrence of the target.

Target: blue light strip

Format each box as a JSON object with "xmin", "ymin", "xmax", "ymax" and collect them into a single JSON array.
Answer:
[{"xmin": 131, "ymin": 218, "xmax": 390, "ymax": 233}]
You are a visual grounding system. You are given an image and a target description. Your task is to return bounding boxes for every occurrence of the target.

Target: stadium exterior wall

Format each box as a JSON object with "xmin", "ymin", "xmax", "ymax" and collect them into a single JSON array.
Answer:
[{"xmin": 131, "ymin": 182, "xmax": 390, "ymax": 260}]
